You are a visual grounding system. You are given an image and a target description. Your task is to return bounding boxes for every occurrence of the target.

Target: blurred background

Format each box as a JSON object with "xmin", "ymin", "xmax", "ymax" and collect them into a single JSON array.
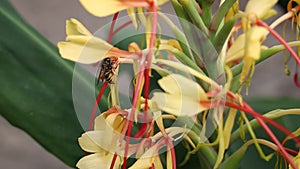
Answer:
[{"xmin": 1, "ymin": 0, "xmax": 299, "ymax": 169}]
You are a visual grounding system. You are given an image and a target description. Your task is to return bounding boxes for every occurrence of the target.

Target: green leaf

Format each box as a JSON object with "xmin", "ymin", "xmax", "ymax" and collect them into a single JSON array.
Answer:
[
  {"xmin": 0, "ymin": 0, "xmax": 105, "ymax": 167},
  {"xmin": 219, "ymin": 143, "xmax": 248, "ymax": 169},
  {"xmin": 210, "ymin": 0, "xmax": 237, "ymax": 35}
]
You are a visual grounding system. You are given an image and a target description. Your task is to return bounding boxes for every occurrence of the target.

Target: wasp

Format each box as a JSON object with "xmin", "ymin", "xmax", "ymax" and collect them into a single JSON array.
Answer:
[{"xmin": 97, "ymin": 56, "xmax": 119, "ymax": 85}]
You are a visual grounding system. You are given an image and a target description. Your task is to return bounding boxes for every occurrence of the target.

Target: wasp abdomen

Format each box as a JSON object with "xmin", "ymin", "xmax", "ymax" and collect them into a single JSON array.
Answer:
[{"xmin": 97, "ymin": 56, "xmax": 119, "ymax": 85}]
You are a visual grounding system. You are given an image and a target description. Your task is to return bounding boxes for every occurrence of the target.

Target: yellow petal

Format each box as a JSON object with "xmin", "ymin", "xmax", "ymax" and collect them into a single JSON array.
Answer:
[
  {"xmin": 127, "ymin": 8, "xmax": 138, "ymax": 29},
  {"xmin": 245, "ymin": 26, "xmax": 268, "ymax": 60},
  {"xmin": 158, "ymin": 74, "xmax": 207, "ymax": 98},
  {"xmin": 289, "ymin": 151, "xmax": 300, "ymax": 169},
  {"xmin": 78, "ymin": 133, "xmax": 103, "ymax": 153},
  {"xmin": 81, "ymin": 131, "xmax": 120, "ymax": 153},
  {"xmin": 245, "ymin": 0, "xmax": 277, "ymax": 19},
  {"xmin": 167, "ymin": 39, "xmax": 182, "ymax": 51},
  {"xmin": 66, "ymin": 18, "xmax": 92, "ymax": 36},
  {"xmin": 154, "ymin": 156, "xmax": 164, "ymax": 169},
  {"xmin": 76, "ymin": 153, "xmax": 121, "ymax": 169},
  {"xmin": 151, "ymin": 74, "xmax": 209, "ymax": 116},
  {"xmin": 94, "ymin": 114, "xmax": 107, "ymax": 130},
  {"xmin": 166, "ymin": 149, "xmax": 173, "ymax": 169},
  {"xmin": 57, "ymin": 35, "xmax": 113, "ymax": 64},
  {"xmin": 151, "ymin": 93, "xmax": 208, "ymax": 116},
  {"xmin": 79, "ymin": 0, "xmax": 131, "ymax": 17},
  {"xmin": 223, "ymin": 108, "xmax": 237, "ymax": 149},
  {"xmin": 129, "ymin": 145, "xmax": 159, "ymax": 169},
  {"xmin": 105, "ymin": 113, "xmax": 126, "ymax": 133},
  {"xmin": 226, "ymin": 34, "xmax": 246, "ymax": 63},
  {"xmin": 240, "ymin": 57, "xmax": 254, "ymax": 84},
  {"xmin": 260, "ymin": 9, "xmax": 277, "ymax": 20}
]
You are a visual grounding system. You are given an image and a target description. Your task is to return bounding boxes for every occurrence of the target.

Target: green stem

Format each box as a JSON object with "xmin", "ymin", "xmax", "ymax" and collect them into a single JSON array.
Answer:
[
  {"xmin": 170, "ymin": 0, "xmax": 207, "ymax": 70},
  {"xmin": 196, "ymin": 0, "xmax": 213, "ymax": 27},
  {"xmin": 179, "ymin": 0, "xmax": 209, "ymax": 35}
]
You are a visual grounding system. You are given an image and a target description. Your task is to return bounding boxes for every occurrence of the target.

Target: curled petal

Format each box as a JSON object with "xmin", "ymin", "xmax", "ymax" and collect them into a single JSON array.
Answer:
[{"xmin": 105, "ymin": 113, "xmax": 126, "ymax": 133}]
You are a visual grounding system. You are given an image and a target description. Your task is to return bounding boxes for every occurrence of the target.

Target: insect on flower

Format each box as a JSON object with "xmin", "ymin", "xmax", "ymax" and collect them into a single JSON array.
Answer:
[{"xmin": 97, "ymin": 56, "xmax": 119, "ymax": 85}]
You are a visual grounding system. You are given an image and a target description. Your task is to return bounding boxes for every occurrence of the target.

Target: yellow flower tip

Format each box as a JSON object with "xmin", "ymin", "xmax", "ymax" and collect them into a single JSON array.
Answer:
[
  {"xmin": 79, "ymin": 0, "xmax": 129, "ymax": 17},
  {"xmin": 79, "ymin": 0, "xmax": 168, "ymax": 17},
  {"xmin": 66, "ymin": 18, "xmax": 92, "ymax": 36},
  {"xmin": 57, "ymin": 34, "xmax": 114, "ymax": 64},
  {"xmin": 245, "ymin": 0, "xmax": 278, "ymax": 20}
]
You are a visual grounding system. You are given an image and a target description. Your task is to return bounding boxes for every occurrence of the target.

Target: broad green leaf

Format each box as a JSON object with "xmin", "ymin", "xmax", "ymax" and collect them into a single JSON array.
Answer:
[{"xmin": 0, "ymin": 0, "xmax": 107, "ymax": 167}]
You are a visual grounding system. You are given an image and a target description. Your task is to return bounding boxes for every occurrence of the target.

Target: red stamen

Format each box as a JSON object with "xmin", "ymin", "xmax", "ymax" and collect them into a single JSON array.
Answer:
[
  {"xmin": 123, "ymin": 3, "xmax": 158, "ymax": 168},
  {"xmin": 255, "ymin": 117, "xmax": 298, "ymax": 169},
  {"xmin": 134, "ymin": 123, "xmax": 148, "ymax": 138},
  {"xmin": 285, "ymin": 148, "xmax": 299, "ymax": 156},
  {"xmin": 110, "ymin": 153, "xmax": 118, "ymax": 169},
  {"xmin": 143, "ymin": 1, "xmax": 158, "ymax": 128},
  {"xmin": 294, "ymin": 72, "xmax": 300, "ymax": 88},
  {"xmin": 107, "ymin": 12, "xmax": 119, "ymax": 43},
  {"xmin": 88, "ymin": 81, "xmax": 108, "ymax": 131},
  {"xmin": 224, "ymin": 92, "xmax": 300, "ymax": 144},
  {"xmin": 256, "ymin": 20, "xmax": 300, "ymax": 66},
  {"xmin": 242, "ymin": 102, "xmax": 300, "ymax": 145},
  {"xmin": 123, "ymin": 69, "xmax": 145, "ymax": 169},
  {"xmin": 112, "ymin": 20, "xmax": 133, "ymax": 36}
]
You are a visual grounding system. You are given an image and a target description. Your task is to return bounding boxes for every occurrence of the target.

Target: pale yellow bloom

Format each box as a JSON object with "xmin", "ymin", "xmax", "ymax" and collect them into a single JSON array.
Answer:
[
  {"xmin": 227, "ymin": 0, "xmax": 277, "ymax": 84},
  {"xmin": 79, "ymin": 0, "xmax": 168, "ymax": 17},
  {"xmin": 57, "ymin": 18, "xmax": 134, "ymax": 64},
  {"xmin": 150, "ymin": 74, "xmax": 209, "ymax": 116},
  {"xmin": 226, "ymin": 26, "xmax": 268, "ymax": 82},
  {"xmin": 76, "ymin": 116, "xmax": 122, "ymax": 169},
  {"xmin": 77, "ymin": 108, "xmax": 127, "ymax": 169}
]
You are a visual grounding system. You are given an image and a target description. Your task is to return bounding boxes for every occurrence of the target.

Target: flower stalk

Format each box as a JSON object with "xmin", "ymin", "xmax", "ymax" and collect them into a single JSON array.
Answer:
[{"xmin": 57, "ymin": 0, "xmax": 300, "ymax": 168}]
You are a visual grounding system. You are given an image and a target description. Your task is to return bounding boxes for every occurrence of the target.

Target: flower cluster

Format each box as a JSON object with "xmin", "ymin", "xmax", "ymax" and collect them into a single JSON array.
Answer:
[{"xmin": 58, "ymin": 0, "xmax": 300, "ymax": 168}]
